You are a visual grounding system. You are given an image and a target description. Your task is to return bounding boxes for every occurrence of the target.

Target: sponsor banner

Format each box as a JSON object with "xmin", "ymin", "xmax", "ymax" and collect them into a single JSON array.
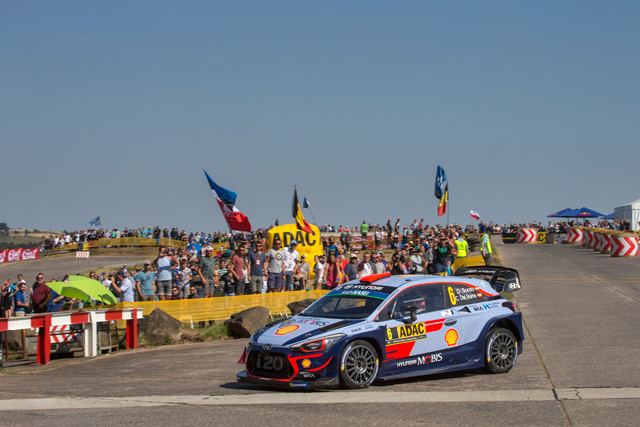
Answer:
[
  {"xmin": 0, "ymin": 247, "xmax": 40, "ymax": 263},
  {"xmin": 21, "ymin": 247, "xmax": 40, "ymax": 261},
  {"xmin": 394, "ymin": 352, "xmax": 443, "ymax": 369},
  {"xmin": 7, "ymin": 248, "xmax": 23, "ymax": 262},
  {"xmin": 387, "ymin": 322, "xmax": 427, "ymax": 345}
]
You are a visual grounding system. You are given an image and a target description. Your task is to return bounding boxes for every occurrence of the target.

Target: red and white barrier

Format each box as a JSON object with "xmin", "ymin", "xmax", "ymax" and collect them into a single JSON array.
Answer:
[
  {"xmin": 0, "ymin": 247, "xmax": 40, "ymax": 264},
  {"xmin": 611, "ymin": 235, "xmax": 639, "ymax": 257},
  {"xmin": 567, "ymin": 228, "xmax": 583, "ymax": 244},
  {"xmin": 599, "ymin": 233, "xmax": 612, "ymax": 254},
  {"xmin": 582, "ymin": 230, "xmax": 593, "ymax": 248},
  {"xmin": 76, "ymin": 251, "xmax": 90, "ymax": 259},
  {"xmin": 517, "ymin": 228, "xmax": 538, "ymax": 243},
  {"xmin": 50, "ymin": 325, "xmax": 81, "ymax": 343},
  {"xmin": 593, "ymin": 233, "xmax": 604, "ymax": 252},
  {"xmin": 0, "ymin": 308, "xmax": 142, "ymax": 364}
]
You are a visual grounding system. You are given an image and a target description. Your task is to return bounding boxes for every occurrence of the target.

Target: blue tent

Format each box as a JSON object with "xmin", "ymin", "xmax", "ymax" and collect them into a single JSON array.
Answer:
[
  {"xmin": 547, "ymin": 208, "xmax": 574, "ymax": 218},
  {"xmin": 601, "ymin": 213, "xmax": 615, "ymax": 219}
]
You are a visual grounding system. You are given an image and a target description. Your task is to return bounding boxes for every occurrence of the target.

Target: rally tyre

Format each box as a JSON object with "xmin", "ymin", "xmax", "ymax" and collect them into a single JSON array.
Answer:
[
  {"xmin": 339, "ymin": 340, "xmax": 379, "ymax": 389},
  {"xmin": 483, "ymin": 328, "xmax": 518, "ymax": 374}
]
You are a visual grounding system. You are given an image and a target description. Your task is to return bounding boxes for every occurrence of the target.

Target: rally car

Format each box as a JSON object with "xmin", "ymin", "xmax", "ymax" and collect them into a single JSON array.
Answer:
[{"xmin": 237, "ymin": 266, "xmax": 523, "ymax": 390}]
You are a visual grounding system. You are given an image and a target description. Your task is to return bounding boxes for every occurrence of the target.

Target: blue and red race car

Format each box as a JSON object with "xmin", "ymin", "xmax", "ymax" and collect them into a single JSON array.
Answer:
[{"xmin": 237, "ymin": 266, "xmax": 523, "ymax": 389}]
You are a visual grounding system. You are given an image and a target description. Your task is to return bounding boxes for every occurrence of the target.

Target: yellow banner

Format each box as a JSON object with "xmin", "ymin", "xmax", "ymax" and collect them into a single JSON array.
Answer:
[
  {"xmin": 116, "ymin": 290, "xmax": 329, "ymax": 323},
  {"xmin": 51, "ymin": 237, "xmax": 189, "ymax": 252},
  {"xmin": 265, "ymin": 223, "xmax": 324, "ymax": 277}
]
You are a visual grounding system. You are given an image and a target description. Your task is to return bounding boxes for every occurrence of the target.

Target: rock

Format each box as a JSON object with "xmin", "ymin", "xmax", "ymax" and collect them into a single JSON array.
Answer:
[
  {"xmin": 466, "ymin": 235, "xmax": 482, "ymax": 252},
  {"xmin": 225, "ymin": 307, "xmax": 270, "ymax": 338},
  {"xmin": 287, "ymin": 299, "xmax": 317, "ymax": 316},
  {"xmin": 137, "ymin": 308, "xmax": 184, "ymax": 345}
]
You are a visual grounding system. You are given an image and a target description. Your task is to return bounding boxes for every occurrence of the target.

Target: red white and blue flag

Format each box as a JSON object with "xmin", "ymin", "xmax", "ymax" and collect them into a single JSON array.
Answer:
[
  {"xmin": 203, "ymin": 170, "xmax": 252, "ymax": 232},
  {"xmin": 470, "ymin": 210, "xmax": 481, "ymax": 221}
]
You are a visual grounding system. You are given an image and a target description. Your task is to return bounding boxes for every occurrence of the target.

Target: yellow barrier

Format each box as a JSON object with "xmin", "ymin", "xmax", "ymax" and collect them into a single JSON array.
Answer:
[
  {"xmin": 51, "ymin": 237, "xmax": 189, "ymax": 252},
  {"xmin": 115, "ymin": 290, "xmax": 329, "ymax": 323},
  {"xmin": 452, "ymin": 255, "xmax": 486, "ymax": 270}
]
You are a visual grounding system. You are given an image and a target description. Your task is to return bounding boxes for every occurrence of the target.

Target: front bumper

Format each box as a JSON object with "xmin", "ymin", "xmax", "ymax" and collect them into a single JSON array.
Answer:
[{"xmin": 237, "ymin": 370, "xmax": 340, "ymax": 390}]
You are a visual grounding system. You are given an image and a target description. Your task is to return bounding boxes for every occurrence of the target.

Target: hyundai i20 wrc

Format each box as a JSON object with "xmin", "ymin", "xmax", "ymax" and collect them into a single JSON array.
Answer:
[{"xmin": 237, "ymin": 266, "xmax": 523, "ymax": 390}]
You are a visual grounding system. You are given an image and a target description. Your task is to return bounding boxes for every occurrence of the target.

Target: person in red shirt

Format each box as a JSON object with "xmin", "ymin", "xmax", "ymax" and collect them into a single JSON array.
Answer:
[{"xmin": 31, "ymin": 273, "xmax": 51, "ymax": 313}]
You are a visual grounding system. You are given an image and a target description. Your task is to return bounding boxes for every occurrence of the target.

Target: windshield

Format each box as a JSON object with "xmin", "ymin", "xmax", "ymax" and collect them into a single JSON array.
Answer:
[{"xmin": 302, "ymin": 295, "xmax": 384, "ymax": 319}]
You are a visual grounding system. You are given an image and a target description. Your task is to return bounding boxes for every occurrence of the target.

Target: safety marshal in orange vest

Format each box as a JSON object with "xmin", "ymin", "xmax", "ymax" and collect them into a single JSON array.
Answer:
[{"xmin": 455, "ymin": 236, "xmax": 468, "ymax": 258}]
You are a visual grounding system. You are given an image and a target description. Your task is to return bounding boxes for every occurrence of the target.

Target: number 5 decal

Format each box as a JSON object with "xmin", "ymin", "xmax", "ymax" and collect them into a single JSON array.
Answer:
[{"xmin": 448, "ymin": 287, "xmax": 457, "ymax": 305}]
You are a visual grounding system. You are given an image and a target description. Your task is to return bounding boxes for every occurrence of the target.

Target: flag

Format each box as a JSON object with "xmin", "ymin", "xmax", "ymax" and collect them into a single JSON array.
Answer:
[
  {"xmin": 203, "ymin": 170, "xmax": 252, "ymax": 232},
  {"xmin": 292, "ymin": 188, "xmax": 313, "ymax": 233},
  {"xmin": 435, "ymin": 165, "xmax": 448, "ymax": 217},
  {"xmin": 303, "ymin": 197, "xmax": 310, "ymax": 209},
  {"xmin": 89, "ymin": 216, "xmax": 101, "ymax": 227},
  {"xmin": 470, "ymin": 210, "xmax": 481, "ymax": 220}
]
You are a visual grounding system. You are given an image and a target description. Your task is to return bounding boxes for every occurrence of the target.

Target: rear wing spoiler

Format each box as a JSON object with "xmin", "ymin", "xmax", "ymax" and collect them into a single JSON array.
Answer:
[{"xmin": 453, "ymin": 266, "xmax": 522, "ymax": 293}]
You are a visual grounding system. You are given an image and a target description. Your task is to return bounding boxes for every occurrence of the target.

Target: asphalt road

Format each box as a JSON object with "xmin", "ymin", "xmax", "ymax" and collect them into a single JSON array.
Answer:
[
  {"xmin": 0, "ymin": 255, "xmax": 148, "ymax": 286},
  {"xmin": 2, "ymin": 243, "xmax": 639, "ymax": 426}
]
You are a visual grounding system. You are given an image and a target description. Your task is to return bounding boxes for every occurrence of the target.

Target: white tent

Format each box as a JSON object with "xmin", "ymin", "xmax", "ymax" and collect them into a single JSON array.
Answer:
[{"xmin": 614, "ymin": 199, "xmax": 640, "ymax": 231}]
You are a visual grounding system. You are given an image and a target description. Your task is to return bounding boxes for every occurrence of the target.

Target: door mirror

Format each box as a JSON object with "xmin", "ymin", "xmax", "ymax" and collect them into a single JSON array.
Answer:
[{"xmin": 399, "ymin": 305, "xmax": 417, "ymax": 323}]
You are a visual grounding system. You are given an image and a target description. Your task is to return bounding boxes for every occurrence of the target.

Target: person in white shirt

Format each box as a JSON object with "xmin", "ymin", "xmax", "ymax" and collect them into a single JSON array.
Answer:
[{"xmin": 283, "ymin": 240, "xmax": 300, "ymax": 291}]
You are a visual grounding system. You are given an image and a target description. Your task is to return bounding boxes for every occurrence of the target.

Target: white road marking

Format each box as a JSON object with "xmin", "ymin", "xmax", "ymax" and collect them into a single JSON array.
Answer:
[{"xmin": 1, "ymin": 388, "xmax": 639, "ymax": 411}]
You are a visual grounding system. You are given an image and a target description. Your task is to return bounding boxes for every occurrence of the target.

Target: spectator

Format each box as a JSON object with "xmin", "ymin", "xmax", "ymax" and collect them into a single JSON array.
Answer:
[
  {"xmin": 135, "ymin": 260, "xmax": 156, "ymax": 301},
  {"xmin": 265, "ymin": 239, "xmax": 285, "ymax": 293},
  {"xmin": 248, "ymin": 241, "xmax": 266, "ymax": 295},
  {"xmin": 313, "ymin": 255, "xmax": 325, "ymax": 290},
  {"xmin": 46, "ymin": 279, "xmax": 65, "ymax": 312},
  {"xmin": 197, "ymin": 246, "xmax": 218, "ymax": 298},
  {"xmin": 322, "ymin": 253, "xmax": 342, "ymax": 290},
  {"xmin": 360, "ymin": 220, "xmax": 369, "ymax": 248},
  {"xmin": 152, "ymin": 246, "xmax": 177, "ymax": 301},
  {"xmin": 1, "ymin": 281, "xmax": 13, "ymax": 318},
  {"xmin": 358, "ymin": 253, "xmax": 374, "ymax": 278},
  {"xmin": 13, "ymin": 282, "xmax": 29, "ymax": 316},
  {"xmin": 188, "ymin": 286, "xmax": 201, "ymax": 299},
  {"xmin": 230, "ymin": 246, "xmax": 246, "ymax": 295},
  {"xmin": 175, "ymin": 258, "xmax": 192, "ymax": 299},
  {"xmin": 481, "ymin": 233, "xmax": 493, "ymax": 265},
  {"xmin": 283, "ymin": 241, "xmax": 300, "ymax": 291},
  {"xmin": 296, "ymin": 254, "xmax": 311, "ymax": 289},
  {"xmin": 410, "ymin": 246, "xmax": 427, "ymax": 274},
  {"xmin": 31, "ymin": 273, "xmax": 51, "ymax": 313},
  {"xmin": 344, "ymin": 254, "xmax": 359, "ymax": 282},
  {"xmin": 112, "ymin": 271, "xmax": 134, "ymax": 303}
]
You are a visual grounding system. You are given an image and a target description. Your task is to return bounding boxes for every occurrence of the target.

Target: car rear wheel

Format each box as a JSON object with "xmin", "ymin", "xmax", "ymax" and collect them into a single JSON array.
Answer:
[
  {"xmin": 484, "ymin": 328, "xmax": 518, "ymax": 374},
  {"xmin": 339, "ymin": 340, "xmax": 379, "ymax": 389}
]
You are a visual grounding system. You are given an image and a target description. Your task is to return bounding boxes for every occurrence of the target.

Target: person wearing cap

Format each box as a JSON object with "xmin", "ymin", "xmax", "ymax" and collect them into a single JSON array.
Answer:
[
  {"xmin": 265, "ymin": 239, "xmax": 285, "ymax": 293},
  {"xmin": 344, "ymin": 254, "xmax": 359, "ymax": 282},
  {"xmin": 410, "ymin": 246, "xmax": 427, "ymax": 274},
  {"xmin": 247, "ymin": 241, "xmax": 266, "ymax": 294},
  {"xmin": 135, "ymin": 260, "xmax": 156, "ymax": 302},
  {"xmin": 373, "ymin": 252, "xmax": 387, "ymax": 274},
  {"xmin": 152, "ymin": 246, "xmax": 177, "ymax": 301},
  {"xmin": 283, "ymin": 240, "xmax": 300, "ymax": 291},
  {"xmin": 198, "ymin": 246, "xmax": 219, "ymax": 298}
]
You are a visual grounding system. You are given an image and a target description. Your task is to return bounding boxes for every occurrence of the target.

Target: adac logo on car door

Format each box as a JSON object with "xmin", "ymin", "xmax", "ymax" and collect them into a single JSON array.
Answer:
[{"xmin": 386, "ymin": 322, "xmax": 426, "ymax": 344}]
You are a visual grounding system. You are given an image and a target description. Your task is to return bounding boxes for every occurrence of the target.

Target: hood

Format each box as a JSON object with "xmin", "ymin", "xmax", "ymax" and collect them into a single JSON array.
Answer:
[{"xmin": 254, "ymin": 316, "xmax": 363, "ymax": 347}]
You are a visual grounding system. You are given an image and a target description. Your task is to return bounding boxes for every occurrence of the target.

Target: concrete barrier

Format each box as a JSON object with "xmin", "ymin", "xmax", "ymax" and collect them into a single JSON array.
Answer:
[{"xmin": 567, "ymin": 227, "xmax": 583, "ymax": 244}]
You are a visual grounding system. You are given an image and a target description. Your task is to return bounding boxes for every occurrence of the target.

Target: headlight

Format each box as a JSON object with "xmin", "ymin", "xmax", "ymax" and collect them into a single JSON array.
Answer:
[{"xmin": 289, "ymin": 333, "xmax": 346, "ymax": 353}]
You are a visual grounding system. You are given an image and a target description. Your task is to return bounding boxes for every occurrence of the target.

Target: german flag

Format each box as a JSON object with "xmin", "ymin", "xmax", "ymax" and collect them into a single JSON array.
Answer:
[{"xmin": 292, "ymin": 187, "xmax": 313, "ymax": 233}]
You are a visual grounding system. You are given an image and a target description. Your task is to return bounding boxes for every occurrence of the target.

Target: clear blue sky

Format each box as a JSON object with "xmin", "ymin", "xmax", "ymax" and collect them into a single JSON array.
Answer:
[{"xmin": 2, "ymin": 1, "xmax": 639, "ymax": 232}]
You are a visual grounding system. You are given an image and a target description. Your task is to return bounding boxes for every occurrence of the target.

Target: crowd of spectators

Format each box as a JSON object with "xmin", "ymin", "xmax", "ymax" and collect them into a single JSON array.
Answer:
[{"xmin": 4, "ymin": 217, "xmax": 634, "ymax": 318}]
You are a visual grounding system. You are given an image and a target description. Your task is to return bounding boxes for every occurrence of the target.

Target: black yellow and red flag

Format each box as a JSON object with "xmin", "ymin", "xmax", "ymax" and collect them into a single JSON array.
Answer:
[{"xmin": 292, "ymin": 187, "xmax": 313, "ymax": 233}]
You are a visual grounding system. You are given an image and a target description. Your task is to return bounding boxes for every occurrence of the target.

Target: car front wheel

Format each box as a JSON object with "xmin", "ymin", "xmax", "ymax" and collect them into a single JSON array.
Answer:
[
  {"xmin": 339, "ymin": 340, "xmax": 379, "ymax": 388},
  {"xmin": 484, "ymin": 328, "xmax": 518, "ymax": 374}
]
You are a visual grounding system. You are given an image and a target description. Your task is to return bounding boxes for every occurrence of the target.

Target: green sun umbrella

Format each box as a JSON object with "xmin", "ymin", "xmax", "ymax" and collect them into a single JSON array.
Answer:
[{"xmin": 46, "ymin": 275, "xmax": 118, "ymax": 305}]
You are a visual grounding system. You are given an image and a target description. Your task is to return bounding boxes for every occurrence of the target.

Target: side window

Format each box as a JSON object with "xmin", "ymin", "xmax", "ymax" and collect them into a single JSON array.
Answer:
[
  {"xmin": 376, "ymin": 285, "xmax": 446, "ymax": 321},
  {"xmin": 445, "ymin": 283, "xmax": 488, "ymax": 307}
]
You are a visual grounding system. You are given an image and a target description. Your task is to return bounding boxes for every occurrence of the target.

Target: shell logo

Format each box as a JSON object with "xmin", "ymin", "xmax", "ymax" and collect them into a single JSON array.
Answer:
[
  {"xmin": 275, "ymin": 324, "xmax": 300, "ymax": 336},
  {"xmin": 444, "ymin": 329, "xmax": 459, "ymax": 347}
]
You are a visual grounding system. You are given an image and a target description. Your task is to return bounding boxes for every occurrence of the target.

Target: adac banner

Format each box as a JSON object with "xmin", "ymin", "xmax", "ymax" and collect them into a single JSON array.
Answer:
[{"xmin": 265, "ymin": 223, "xmax": 324, "ymax": 278}]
